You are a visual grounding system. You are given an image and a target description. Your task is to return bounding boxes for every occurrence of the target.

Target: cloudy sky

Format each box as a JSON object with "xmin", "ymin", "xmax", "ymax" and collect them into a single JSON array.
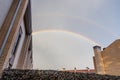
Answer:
[{"xmin": 31, "ymin": 0, "xmax": 120, "ymax": 70}]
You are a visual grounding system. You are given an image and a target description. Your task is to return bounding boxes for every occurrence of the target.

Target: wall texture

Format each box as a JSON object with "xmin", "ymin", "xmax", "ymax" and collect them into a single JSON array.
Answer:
[
  {"xmin": 101, "ymin": 39, "xmax": 120, "ymax": 75},
  {"xmin": 93, "ymin": 39, "xmax": 120, "ymax": 76}
]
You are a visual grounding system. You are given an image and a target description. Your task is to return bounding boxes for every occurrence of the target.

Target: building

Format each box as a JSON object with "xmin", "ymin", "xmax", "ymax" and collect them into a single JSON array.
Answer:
[
  {"xmin": 62, "ymin": 67, "xmax": 95, "ymax": 73},
  {"xmin": 63, "ymin": 69, "xmax": 95, "ymax": 73},
  {"xmin": 0, "ymin": 0, "xmax": 33, "ymax": 71},
  {"xmin": 93, "ymin": 39, "xmax": 120, "ymax": 76}
]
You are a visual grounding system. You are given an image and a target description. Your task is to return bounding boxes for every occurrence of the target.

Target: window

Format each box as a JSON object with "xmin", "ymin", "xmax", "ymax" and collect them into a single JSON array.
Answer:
[{"xmin": 8, "ymin": 27, "xmax": 22, "ymax": 69}]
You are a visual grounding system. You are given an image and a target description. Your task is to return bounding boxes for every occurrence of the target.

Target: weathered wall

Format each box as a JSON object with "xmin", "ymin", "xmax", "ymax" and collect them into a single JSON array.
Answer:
[
  {"xmin": 101, "ymin": 39, "xmax": 120, "ymax": 76},
  {"xmin": 93, "ymin": 46, "xmax": 105, "ymax": 74},
  {"xmin": 94, "ymin": 39, "xmax": 120, "ymax": 76},
  {"xmin": 0, "ymin": 0, "xmax": 13, "ymax": 28}
]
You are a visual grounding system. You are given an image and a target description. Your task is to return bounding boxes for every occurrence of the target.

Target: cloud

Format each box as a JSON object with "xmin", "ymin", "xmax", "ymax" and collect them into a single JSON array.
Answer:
[
  {"xmin": 32, "ymin": 0, "xmax": 105, "ymax": 17},
  {"xmin": 31, "ymin": 0, "xmax": 120, "ymax": 70},
  {"xmin": 33, "ymin": 30, "xmax": 96, "ymax": 69}
]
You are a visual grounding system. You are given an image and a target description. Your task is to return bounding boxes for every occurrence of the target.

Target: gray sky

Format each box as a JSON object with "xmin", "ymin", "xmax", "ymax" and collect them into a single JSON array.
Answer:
[{"xmin": 31, "ymin": 0, "xmax": 120, "ymax": 70}]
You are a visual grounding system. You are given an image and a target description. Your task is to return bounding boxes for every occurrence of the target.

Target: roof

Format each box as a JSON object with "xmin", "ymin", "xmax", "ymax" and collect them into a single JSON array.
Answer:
[{"xmin": 63, "ymin": 69, "xmax": 95, "ymax": 73}]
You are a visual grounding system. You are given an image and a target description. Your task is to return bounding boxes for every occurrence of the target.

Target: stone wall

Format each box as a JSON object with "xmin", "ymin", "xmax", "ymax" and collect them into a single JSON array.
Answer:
[
  {"xmin": 93, "ymin": 39, "xmax": 120, "ymax": 76},
  {"xmin": 101, "ymin": 39, "xmax": 120, "ymax": 75}
]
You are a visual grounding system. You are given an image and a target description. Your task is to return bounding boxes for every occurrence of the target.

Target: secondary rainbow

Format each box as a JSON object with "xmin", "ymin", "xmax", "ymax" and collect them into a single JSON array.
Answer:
[{"xmin": 33, "ymin": 14, "xmax": 119, "ymax": 38}]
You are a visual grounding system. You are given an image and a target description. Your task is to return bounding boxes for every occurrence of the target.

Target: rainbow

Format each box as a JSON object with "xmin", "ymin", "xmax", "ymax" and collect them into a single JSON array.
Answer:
[
  {"xmin": 33, "ymin": 14, "xmax": 119, "ymax": 38},
  {"xmin": 32, "ymin": 29, "xmax": 101, "ymax": 46}
]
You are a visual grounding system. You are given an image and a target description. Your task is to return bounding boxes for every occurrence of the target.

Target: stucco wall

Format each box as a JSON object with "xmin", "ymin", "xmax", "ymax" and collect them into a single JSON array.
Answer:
[{"xmin": 0, "ymin": 0, "xmax": 13, "ymax": 28}]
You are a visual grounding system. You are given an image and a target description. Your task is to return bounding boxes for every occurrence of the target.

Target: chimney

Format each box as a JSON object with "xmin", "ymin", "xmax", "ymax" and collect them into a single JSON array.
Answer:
[{"xmin": 93, "ymin": 45, "xmax": 105, "ymax": 74}]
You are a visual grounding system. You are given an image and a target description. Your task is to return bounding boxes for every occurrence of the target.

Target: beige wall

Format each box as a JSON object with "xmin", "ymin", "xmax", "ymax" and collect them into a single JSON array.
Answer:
[
  {"xmin": 0, "ymin": 0, "xmax": 32, "ymax": 71},
  {"xmin": 101, "ymin": 40, "xmax": 120, "ymax": 76},
  {"xmin": 94, "ymin": 39, "xmax": 120, "ymax": 76},
  {"xmin": 93, "ymin": 46, "xmax": 105, "ymax": 74},
  {"xmin": 0, "ymin": 0, "xmax": 13, "ymax": 28}
]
